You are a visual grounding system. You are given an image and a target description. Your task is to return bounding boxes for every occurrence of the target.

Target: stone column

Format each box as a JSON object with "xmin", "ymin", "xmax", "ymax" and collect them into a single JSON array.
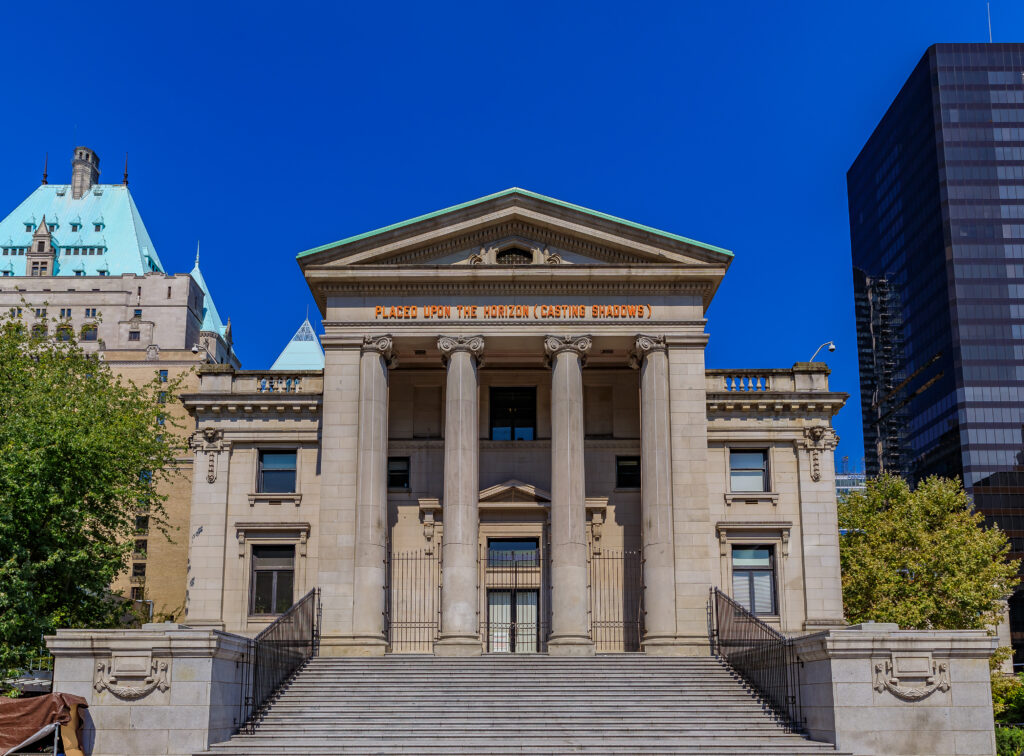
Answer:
[
  {"xmin": 351, "ymin": 335, "xmax": 395, "ymax": 653},
  {"xmin": 545, "ymin": 335, "xmax": 595, "ymax": 655},
  {"xmin": 795, "ymin": 425, "xmax": 846, "ymax": 629},
  {"xmin": 184, "ymin": 428, "xmax": 230, "ymax": 628},
  {"xmin": 435, "ymin": 335, "xmax": 485, "ymax": 656},
  {"xmin": 630, "ymin": 335, "xmax": 679, "ymax": 652}
]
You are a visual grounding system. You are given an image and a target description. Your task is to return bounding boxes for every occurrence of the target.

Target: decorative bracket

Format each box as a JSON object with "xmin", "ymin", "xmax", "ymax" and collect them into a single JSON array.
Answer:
[
  {"xmin": 94, "ymin": 657, "xmax": 169, "ymax": 700},
  {"xmin": 189, "ymin": 426, "xmax": 228, "ymax": 484},
  {"xmin": 418, "ymin": 498, "xmax": 442, "ymax": 554},
  {"xmin": 798, "ymin": 425, "xmax": 839, "ymax": 482},
  {"xmin": 873, "ymin": 654, "xmax": 951, "ymax": 701}
]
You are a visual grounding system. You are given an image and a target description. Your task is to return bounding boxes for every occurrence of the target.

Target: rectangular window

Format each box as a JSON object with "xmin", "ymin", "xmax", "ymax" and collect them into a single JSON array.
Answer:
[
  {"xmin": 134, "ymin": 539, "xmax": 147, "ymax": 555},
  {"xmin": 615, "ymin": 456, "xmax": 641, "ymax": 488},
  {"xmin": 84, "ymin": 308, "xmax": 96, "ymax": 317},
  {"xmin": 258, "ymin": 450, "xmax": 297, "ymax": 493},
  {"xmin": 59, "ymin": 308, "xmax": 70, "ymax": 318},
  {"xmin": 489, "ymin": 387, "xmax": 536, "ymax": 441},
  {"xmin": 35, "ymin": 308, "xmax": 46, "ymax": 317},
  {"xmin": 134, "ymin": 309, "xmax": 142, "ymax": 318},
  {"xmin": 730, "ymin": 450, "xmax": 769, "ymax": 492},
  {"xmin": 387, "ymin": 457, "xmax": 410, "ymax": 489},
  {"xmin": 487, "ymin": 538, "xmax": 540, "ymax": 567},
  {"xmin": 81, "ymin": 325, "xmax": 98, "ymax": 341},
  {"xmin": 74, "ymin": 270, "xmax": 84, "ymax": 276},
  {"xmin": 130, "ymin": 587, "xmax": 144, "ymax": 601},
  {"xmin": 159, "ymin": 370, "xmax": 168, "ymax": 382},
  {"xmin": 128, "ymin": 331, "xmax": 140, "ymax": 341},
  {"xmin": 98, "ymin": 271, "xmax": 108, "ymax": 276},
  {"xmin": 250, "ymin": 545, "xmax": 295, "ymax": 615},
  {"xmin": 135, "ymin": 515, "xmax": 149, "ymax": 534},
  {"xmin": 731, "ymin": 545, "xmax": 776, "ymax": 616},
  {"xmin": 132, "ymin": 563, "xmax": 146, "ymax": 578}
]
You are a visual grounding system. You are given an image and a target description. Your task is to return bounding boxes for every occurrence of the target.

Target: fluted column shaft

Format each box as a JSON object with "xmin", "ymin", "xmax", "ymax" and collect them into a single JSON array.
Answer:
[
  {"xmin": 545, "ymin": 335, "xmax": 595, "ymax": 655},
  {"xmin": 435, "ymin": 335, "xmax": 485, "ymax": 656},
  {"xmin": 351, "ymin": 336, "xmax": 395, "ymax": 649},
  {"xmin": 632, "ymin": 335, "xmax": 678, "ymax": 649}
]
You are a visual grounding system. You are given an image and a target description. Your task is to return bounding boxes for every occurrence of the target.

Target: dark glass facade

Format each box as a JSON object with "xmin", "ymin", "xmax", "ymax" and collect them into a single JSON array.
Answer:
[{"xmin": 849, "ymin": 43, "xmax": 1024, "ymax": 652}]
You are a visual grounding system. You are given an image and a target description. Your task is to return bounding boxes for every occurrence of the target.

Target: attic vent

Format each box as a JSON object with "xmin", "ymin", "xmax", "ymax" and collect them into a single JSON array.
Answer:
[
  {"xmin": 496, "ymin": 248, "xmax": 532, "ymax": 265},
  {"xmin": 55, "ymin": 187, "xmax": 67, "ymax": 196}
]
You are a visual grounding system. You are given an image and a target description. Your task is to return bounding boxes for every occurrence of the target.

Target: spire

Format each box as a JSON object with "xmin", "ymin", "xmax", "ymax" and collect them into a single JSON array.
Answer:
[
  {"xmin": 41, "ymin": 153, "xmax": 48, "ymax": 185},
  {"xmin": 194, "ymin": 240, "xmax": 200, "ymax": 267},
  {"xmin": 33, "ymin": 215, "xmax": 49, "ymax": 238},
  {"xmin": 122, "ymin": 153, "xmax": 128, "ymax": 186}
]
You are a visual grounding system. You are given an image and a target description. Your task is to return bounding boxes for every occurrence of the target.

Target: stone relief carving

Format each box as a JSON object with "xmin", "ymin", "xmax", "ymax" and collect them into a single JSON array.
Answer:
[
  {"xmin": 799, "ymin": 425, "xmax": 839, "ymax": 482},
  {"xmin": 628, "ymin": 334, "xmax": 667, "ymax": 368},
  {"xmin": 94, "ymin": 657, "xmax": 170, "ymax": 700},
  {"xmin": 362, "ymin": 335, "xmax": 398, "ymax": 368},
  {"xmin": 189, "ymin": 427, "xmax": 228, "ymax": 484},
  {"xmin": 437, "ymin": 335, "xmax": 485, "ymax": 365},
  {"xmin": 873, "ymin": 654, "xmax": 951, "ymax": 701},
  {"xmin": 543, "ymin": 335, "xmax": 593, "ymax": 367},
  {"xmin": 145, "ymin": 344, "xmax": 160, "ymax": 361}
]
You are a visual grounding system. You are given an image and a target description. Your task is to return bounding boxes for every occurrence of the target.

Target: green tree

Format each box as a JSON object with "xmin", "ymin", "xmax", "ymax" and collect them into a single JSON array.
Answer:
[
  {"xmin": 838, "ymin": 473, "xmax": 1019, "ymax": 630},
  {"xmin": 0, "ymin": 309, "xmax": 183, "ymax": 682}
]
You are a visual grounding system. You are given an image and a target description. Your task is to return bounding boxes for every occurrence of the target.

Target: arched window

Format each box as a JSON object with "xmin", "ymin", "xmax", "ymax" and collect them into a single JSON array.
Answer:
[
  {"xmin": 56, "ymin": 326, "xmax": 73, "ymax": 342},
  {"xmin": 81, "ymin": 324, "xmax": 98, "ymax": 342},
  {"xmin": 31, "ymin": 323, "xmax": 47, "ymax": 340},
  {"xmin": 495, "ymin": 248, "xmax": 532, "ymax": 265}
]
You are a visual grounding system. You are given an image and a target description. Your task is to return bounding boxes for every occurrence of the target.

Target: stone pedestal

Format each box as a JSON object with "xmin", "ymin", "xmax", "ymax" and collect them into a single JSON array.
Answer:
[
  {"xmin": 545, "ymin": 335, "xmax": 595, "ymax": 656},
  {"xmin": 792, "ymin": 624, "xmax": 997, "ymax": 755},
  {"xmin": 631, "ymin": 335, "xmax": 679, "ymax": 652},
  {"xmin": 434, "ymin": 336, "xmax": 484, "ymax": 656},
  {"xmin": 350, "ymin": 336, "xmax": 395, "ymax": 654},
  {"xmin": 46, "ymin": 624, "xmax": 249, "ymax": 756}
]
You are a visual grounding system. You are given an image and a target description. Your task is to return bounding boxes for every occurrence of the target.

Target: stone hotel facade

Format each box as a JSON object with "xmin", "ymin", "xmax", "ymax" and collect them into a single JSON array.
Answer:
[{"xmin": 182, "ymin": 189, "xmax": 849, "ymax": 656}]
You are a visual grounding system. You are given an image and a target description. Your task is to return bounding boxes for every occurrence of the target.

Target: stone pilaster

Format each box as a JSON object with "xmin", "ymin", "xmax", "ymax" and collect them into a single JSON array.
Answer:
[
  {"xmin": 184, "ymin": 428, "xmax": 230, "ymax": 628},
  {"xmin": 351, "ymin": 336, "xmax": 396, "ymax": 653},
  {"xmin": 795, "ymin": 425, "xmax": 846, "ymax": 629},
  {"xmin": 630, "ymin": 335, "xmax": 679, "ymax": 652},
  {"xmin": 545, "ymin": 334, "xmax": 595, "ymax": 656},
  {"xmin": 434, "ymin": 335, "xmax": 485, "ymax": 656}
]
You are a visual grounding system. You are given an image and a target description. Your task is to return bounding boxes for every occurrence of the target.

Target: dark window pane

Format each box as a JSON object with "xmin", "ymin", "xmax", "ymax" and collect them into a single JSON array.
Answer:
[
  {"xmin": 261, "ymin": 452, "xmax": 296, "ymax": 470},
  {"xmin": 259, "ymin": 451, "xmax": 296, "ymax": 493},
  {"xmin": 616, "ymin": 456, "xmax": 641, "ymax": 488},
  {"xmin": 387, "ymin": 457, "xmax": 410, "ymax": 489},
  {"xmin": 252, "ymin": 572, "xmax": 274, "ymax": 614},
  {"xmin": 275, "ymin": 570, "xmax": 294, "ymax": 613},
  {"xmin": 489, "ymin": 387, "xmax": 536, "ymax": 441},
  {"xmin": 252, "ymin": 545, "xmax": 295, "ymax": 569}
]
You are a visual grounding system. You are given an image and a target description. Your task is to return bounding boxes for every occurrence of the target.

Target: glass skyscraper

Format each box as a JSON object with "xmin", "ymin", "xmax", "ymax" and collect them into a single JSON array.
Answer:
[{"xmin": 849, "ymin": 43, "xmax": 1024, "ymax": 651}]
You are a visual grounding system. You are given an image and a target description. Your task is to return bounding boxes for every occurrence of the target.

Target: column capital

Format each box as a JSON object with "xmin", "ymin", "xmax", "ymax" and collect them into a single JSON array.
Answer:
[
  {"xmin": 628, "ymin": 334, "xmax": 668, "ymax": 368},
  {"xmin": 437, "ymin": 335, "xmax": 485, "ymax": 365},
  {"xmin": 544, "ymin": 335, "xmax": 592, "ymax": 367},
  {"xmin": 362, "ymin": 335, "xmax": 397, "ymax": 368}
]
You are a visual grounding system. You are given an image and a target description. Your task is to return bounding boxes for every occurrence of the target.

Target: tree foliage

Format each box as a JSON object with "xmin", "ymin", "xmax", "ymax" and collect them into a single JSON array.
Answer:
[
  {"xmin": 838, "ymin": 473, "xmax": 1019, "ymax": 630},
  {"xmin": 0, "ymin": 310, "xmax": 184, "ymax": 678}
]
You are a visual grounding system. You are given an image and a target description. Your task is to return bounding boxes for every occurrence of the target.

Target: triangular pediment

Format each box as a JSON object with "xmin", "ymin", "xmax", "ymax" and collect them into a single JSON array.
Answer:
[
  {"xmin": 479, "ymin": 479, "xmax": 551, "ymax": 504},
  {"xmin": 297, "ymin": 189, "xmax": 732, "ymax": 269}
]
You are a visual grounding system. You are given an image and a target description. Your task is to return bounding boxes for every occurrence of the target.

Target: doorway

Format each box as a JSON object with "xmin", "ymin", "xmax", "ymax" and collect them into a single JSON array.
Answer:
[{"xmin": 485, "ymin": 538, "xmax": 541, "ymax": 653}]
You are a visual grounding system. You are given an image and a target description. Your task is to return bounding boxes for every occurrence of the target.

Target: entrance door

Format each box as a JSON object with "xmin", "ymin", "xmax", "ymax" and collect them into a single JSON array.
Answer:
[{"xmin": 486, "ymin": 538, "xmax": 541, "ymax": 653}]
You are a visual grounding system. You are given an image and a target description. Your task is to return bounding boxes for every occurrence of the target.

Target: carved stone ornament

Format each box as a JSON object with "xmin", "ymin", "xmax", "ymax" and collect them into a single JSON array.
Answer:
[
  {"xmin": 873, "ymin": 654, "xmax": 951, "ymax": 701},
  {"xmin": 362, "ymin": 335, "xmax": 398, "ymax": 368},
  {"xmin": 628, "ymin": 334, "xmax": 667, "ymax": 368},
  {"xmin": 544, "ymin": 335, "xmax": 593, "ymax": 367},
  {"xmin": 94, "ymin": 657, "xmax": 170, "ymax": 700},
  {"xmin": 467, "ymin": 251, "xmax": 484, "ymax": 265},
  {"xmin": 145, "ymin": 344, "xmax": 160, "ymax": 361},
  {"xmin": 190, "ymin": 426, "xmax": 228, "ymax": 484},
  {"xmin": 799, "ymin": 425, "xmax": 839, "ymax": 482},
  {"xmin": 437, "ymin": 335, "xmax": 485, "ymax": 365}
]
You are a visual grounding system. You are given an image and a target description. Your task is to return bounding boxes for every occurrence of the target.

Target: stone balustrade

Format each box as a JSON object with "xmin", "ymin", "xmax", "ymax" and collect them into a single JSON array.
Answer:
[
  {"xmin": 190, "ymin": 366, "xmax": 324, "ymax": 396},
  {"xmin": 706, "ymin": 362, "xmax": 833, "ymax": 394}
]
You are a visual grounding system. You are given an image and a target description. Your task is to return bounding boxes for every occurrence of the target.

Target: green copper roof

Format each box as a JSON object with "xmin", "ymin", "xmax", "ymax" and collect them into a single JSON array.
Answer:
[
  {"xmin": 296, "ymin": 188, "xmax": 733, "ymax": 259},
  {"xmin": 189, "ymin": 257, "xmax": 228, "ymax": 338},
  {"xmin": 0, "ymin": 184, "xmax": 164, "ymax": 275},
  {"xmin": 270, "ymin": 318, "xmax": 325, "ymax": 370}
]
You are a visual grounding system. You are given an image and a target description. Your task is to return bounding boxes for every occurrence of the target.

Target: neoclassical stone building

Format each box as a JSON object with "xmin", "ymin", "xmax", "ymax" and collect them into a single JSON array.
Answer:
[{"xmin": 182, "ymin": 189, "xmax": 848, "ymax": 656}]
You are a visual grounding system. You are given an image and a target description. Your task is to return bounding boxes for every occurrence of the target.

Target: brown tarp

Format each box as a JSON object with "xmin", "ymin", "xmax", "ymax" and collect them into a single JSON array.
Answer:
[{"xmin": 0, "ymin": 693, "xmax": 88, "ymax": 754}]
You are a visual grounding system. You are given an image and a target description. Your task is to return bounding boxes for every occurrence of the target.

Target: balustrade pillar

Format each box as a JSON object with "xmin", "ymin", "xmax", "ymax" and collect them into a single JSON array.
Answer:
[
  {"xmin": 435, "ymin": 335, "xmax": 485, "ymax": 656},
  {"xmin": 351, "ymin": 336, "xmax": 396, "ymax": 652},
  {"xmin": 631, "ymin": 335, "xmax": 679, "ymax": 651},
  {"xmin": 545, "ymin": 335, "xmax": 595, "ymax": 655}
]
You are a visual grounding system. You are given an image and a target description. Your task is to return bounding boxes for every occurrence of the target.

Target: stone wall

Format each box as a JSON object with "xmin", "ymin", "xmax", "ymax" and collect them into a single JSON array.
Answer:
[
  {"xmin": 47, "ymin": 624, "xmax": 248, "ymax": 756},
  {"xmin": 792, "ymin": 623, "xmax": 997, "ymax": 756}
]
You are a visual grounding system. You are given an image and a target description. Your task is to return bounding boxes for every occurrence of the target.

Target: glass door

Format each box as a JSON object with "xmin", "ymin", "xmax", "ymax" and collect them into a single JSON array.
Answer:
[{"xmin": 487, "ymin": 590, "xmax": 513, "ymax": 653}]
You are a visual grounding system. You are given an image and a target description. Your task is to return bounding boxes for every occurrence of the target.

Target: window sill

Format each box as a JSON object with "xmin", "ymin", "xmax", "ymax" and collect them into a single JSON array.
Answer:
[
  {"xmin": 248, "ymin": 492, "xmax": 302, "ymax": 507},
  {"xmin": 724, "ymin": 492, "xmax": 778, "ymax": 506}
]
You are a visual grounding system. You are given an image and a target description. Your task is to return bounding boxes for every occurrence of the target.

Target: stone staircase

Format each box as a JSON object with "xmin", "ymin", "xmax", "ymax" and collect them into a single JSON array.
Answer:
[{"xmin": 199, "ymin": 655, "xmax": 848, "ymax": 755}]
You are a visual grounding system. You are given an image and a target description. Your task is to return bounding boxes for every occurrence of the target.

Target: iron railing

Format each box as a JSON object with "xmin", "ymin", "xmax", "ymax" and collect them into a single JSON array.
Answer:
[
  {"xmin": 386, "ymin": 549, "xmax": 442, "ymax": 653},
  {"xmin": 590, "ymin": 549, "xmax": 644, "ymax": 652},
  {"xmin": 240, "ymin": 587, "xmax": 320, "ymax": 733},
  {"xmin": 709, "ymin": 587, "xmax": 803, "ymax": 731},
  {"xmin": 482, "ymin": 549, "xmax": 547, "ymax": 653}
]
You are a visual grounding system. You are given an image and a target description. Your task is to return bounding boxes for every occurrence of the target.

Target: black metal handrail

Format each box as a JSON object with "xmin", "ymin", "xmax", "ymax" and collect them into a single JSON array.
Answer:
[
  {"xmin": 709, "ymin": 587, "xmax": 803, "ymax": 732},
  {"xmin": 239, "ymin": 587, "xmax": 320, "ymax": 733}
]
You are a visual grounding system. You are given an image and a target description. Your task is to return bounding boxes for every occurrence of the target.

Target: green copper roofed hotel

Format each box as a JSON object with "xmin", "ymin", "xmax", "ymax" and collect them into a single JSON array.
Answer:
[{"xmin": 296, "ymin": 188, "xmax": 734, "ymax": 259}]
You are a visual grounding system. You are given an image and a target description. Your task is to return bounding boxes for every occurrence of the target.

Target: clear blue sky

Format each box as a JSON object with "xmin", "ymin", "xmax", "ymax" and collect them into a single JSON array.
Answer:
[{"xmin": 2, "ymin": 0, "xmax": 1018, "ymax": 467}]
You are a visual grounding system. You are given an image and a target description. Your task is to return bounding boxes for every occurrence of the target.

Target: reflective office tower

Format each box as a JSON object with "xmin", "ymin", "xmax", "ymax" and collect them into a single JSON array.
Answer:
[{"xmin": 848, "ymin": 43, "xmax": 1024, "ymax": 652}]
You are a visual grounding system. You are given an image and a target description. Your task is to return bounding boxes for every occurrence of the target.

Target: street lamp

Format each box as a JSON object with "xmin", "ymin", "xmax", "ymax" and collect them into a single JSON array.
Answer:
[
  {"xmin": 809, "ymin": 341, "xmax": 836, "ymax": 362},
  {"xmin": 191, "ymin": 343, "xmax": 218, "ymax": 364}
]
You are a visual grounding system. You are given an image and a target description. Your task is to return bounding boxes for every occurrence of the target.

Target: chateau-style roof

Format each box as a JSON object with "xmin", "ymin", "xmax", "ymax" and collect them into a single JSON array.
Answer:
[
  {"xmin": 0, "ymin": 184, "xmax": 164, "ymax": 276},
  {"xmin": 188, "ymin": 255, "xmax": 229, "ymax": 338},
  {"xmin": 270, "ymin": 318, "xmax": 325, "ymax": 370},
  {"xmin": 296, "ymin": 187, "xmax": 733, "ymax": 261}
]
